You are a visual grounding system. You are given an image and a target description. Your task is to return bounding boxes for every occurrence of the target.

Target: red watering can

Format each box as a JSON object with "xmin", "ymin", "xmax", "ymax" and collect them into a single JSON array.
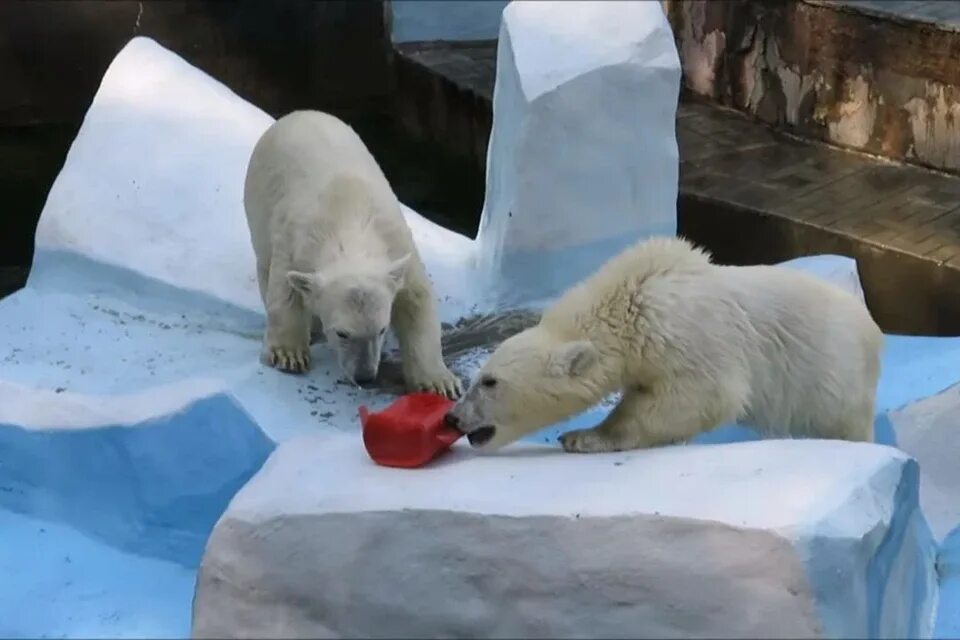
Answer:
[{"xmin": 359, "ymin": 393, "xmax": 462, "ymax": 468}]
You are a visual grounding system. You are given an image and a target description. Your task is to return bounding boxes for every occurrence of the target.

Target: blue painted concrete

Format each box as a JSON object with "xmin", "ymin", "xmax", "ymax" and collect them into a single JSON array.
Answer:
[
  {"xmin": 874, "ymin": 412, "xmax": 898, "ymax": 447},
  {"xmin": 864, "ymin": 460, "xmax": 930, "ymax": 639},
  {"xmin": 0, "ymin": 510, "xmax": 194, "ymax": 639},
  {"xmin": 936, "ymin": 525, "xmax": 960, "ymax": 639},
  {"xmin": 877, "ymin": 334, "xmax": 960, "ymax": 413},
  {"xmin": 0, "ymin": 394, "xmax": 274, "ymax": 566},
  {"xmin": 797, "ymin": 458, "xmax": 936, "ymax": 638}
]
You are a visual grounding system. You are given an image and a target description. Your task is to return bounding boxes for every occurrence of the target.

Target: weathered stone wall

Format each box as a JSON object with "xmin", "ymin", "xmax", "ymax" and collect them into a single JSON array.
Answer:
[{"xmin": 665, "ymin": 0, "xmax": 960, "ymax": 175}]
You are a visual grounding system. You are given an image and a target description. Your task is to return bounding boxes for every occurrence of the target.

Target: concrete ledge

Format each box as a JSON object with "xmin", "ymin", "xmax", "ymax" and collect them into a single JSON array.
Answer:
[{"xmin": 192, "ymin": 437, "xmax": 938, "ymax": 639}]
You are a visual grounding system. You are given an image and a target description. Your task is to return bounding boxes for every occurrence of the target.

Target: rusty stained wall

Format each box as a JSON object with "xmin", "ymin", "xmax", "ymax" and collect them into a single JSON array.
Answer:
[{"xmin": 666, "ymin": 0, "xmax": 960, "ymax": 175}]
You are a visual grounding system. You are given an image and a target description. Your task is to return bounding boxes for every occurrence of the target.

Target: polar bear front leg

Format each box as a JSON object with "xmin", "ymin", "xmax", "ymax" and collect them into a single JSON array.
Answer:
[
  {"xmin": 256, "ymin": 260, "xmax": 270, "ymax": 308},
  {"xmin": 560, "ymin": 385, "xmax": 729, "ymax": 453},
  {"xmin": 559, "ymin": 390, "xmax": 654, "ymax": 453},
  {"xmin": 262, "ymin": 259, "xmax": 312, "ymax": 374},
  {"xmin": 391, "ymin": 278, "xmax": 463, "ymax": 399}
]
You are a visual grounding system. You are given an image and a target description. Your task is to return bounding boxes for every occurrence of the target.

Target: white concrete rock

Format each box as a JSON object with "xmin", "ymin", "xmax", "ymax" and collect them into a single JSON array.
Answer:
[
  {"xmin": 192, "ymin": 437, "xmax": 938, "ymax": 639},
  {"xmin": 888, "ymin": 382, "xmax": 960, "ymax": 542},
  {"xmin": 779, "ymin": 254, "xmax": 866, "ymax": 303},
  {"xmin": 476, "ymin": 0, "xmax": 682, "ymax": 307},
  {"xmin": 32, "ymin": 37, "xmax": 272, "ymax": 313}
]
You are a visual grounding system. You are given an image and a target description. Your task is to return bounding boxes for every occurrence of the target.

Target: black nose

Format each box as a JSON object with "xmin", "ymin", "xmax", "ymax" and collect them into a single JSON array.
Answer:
[{"xmin": 444, "ymin": 412, "xmax": 461, "ymax": 429}]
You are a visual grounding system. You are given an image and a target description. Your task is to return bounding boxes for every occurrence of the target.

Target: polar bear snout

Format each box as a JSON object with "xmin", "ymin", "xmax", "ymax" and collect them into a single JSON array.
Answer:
[
  {"xmin": 465, "ymin": 426, "xmax": 496, "ymax": 447},
  {"xmin": 337, "ymin": 337, "xmax": 383, "ymax": 385},
  {"xmin": 445, "ymin": 402, "xmax": 497, "ymax": 448},
  {"xmin": 444, "ymin": 407, "xmax": 475, "ymax": 436},
  {"xmin": 443, "ymin": 412, "xmax": 462, "ymax": 430}
]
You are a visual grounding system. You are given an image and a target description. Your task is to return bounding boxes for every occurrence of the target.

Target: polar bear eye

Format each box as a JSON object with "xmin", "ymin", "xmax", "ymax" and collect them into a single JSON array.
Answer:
[
  {"xmin": 336, "ymin": 330, "xmax": 350, "ymax": 340},
  {"xmin": 480, "ymin": 376, "xmax": 498, "ymax": 389},
  {"xmin": 378, "ymin": 328, "xmax": 387, "ymax": 336}
]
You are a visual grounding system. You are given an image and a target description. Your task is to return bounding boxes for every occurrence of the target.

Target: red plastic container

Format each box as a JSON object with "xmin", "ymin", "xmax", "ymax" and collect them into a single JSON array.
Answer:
[{"xmin": 360, "ymin": 393, "xmax": 462, "ymax": 468}]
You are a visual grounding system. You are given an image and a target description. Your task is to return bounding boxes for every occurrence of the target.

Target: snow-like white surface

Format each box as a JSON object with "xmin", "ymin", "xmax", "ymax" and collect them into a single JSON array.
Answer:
[
  {"xmin": 0, "ymin": 378, "xmax": 230, "ymax": 430},
  {"xmin": 223, "ymin": 435, "xmax": 888, "ymax": 528},
  {"xmin": 192, "ymin": 436, "xmax": 937, "ymax": 639},
  {"xmin": 476, "ymin": 0, "xmax": 682, "ymax": 307},
  {"xmin": 33, "ymin": 38, "xmax": 271, "ymax": 314}
]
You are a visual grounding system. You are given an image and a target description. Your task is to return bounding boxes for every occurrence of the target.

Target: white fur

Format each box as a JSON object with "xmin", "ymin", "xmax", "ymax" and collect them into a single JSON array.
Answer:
[
  {"xmin": 449, "ymin": 236, "xmax": 882, "ymax": 452},
  {"xmin": 243, "ymin": 110, "xmax": 461, "ymax": 398}
]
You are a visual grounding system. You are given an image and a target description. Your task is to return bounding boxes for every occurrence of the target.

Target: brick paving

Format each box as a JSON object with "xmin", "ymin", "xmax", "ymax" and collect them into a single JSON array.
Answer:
[{"xmin": 678, "ymin": 102, "xmax": 960, "ymax": 270}]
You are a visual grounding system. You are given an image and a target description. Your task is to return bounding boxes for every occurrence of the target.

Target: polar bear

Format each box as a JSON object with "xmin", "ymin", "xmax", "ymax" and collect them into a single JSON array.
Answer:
[
  {"xmin": 243, "ymin": 110, "xmax": 461, "ymax": 398},
  {"xmin": 445, "ymin": 236, "xmax": 882, "ymax": 452}
]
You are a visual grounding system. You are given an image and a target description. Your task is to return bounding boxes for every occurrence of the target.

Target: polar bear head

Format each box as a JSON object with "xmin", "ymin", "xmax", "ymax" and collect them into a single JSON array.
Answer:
[
  {"xmin": 287, "ymin": 254, "xmax": 411, "ymax": 384},
  {"xmin": 445, "ymin": 326, "xmax": 601, "ymax": 450}
]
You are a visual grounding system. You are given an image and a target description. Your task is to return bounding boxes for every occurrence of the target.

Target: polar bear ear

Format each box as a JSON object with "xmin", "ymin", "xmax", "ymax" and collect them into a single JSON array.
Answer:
[
  {"xmin": 383, "ymin": 253, "xmax": 412, "ymax": 291},
  {"xmin": 548, "ymin": 340, "xmax": 599, "ymax": 378},
  {"xmin": 287, "ymin": 270, "xmax": 325, "ymax": 296}
]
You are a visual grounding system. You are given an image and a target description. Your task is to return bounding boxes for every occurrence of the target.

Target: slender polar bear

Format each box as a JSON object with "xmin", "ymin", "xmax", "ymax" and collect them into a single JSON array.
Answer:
[
  {"xmin": 445, "ymin": 236, "xmax": 882, "ymax": 452},
  {"xmin": 244, "ymin": 110, "xmax": 461, "ymax": 398}
]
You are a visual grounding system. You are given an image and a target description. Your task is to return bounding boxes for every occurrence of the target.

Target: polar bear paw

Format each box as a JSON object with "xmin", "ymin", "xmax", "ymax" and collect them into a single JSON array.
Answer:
[
  {"xmin": 262, "ymin": 345, "xmax": 311, "ymax": 374},
  {"xmin": 559, "ymin": 428, "xmax": 625, "ymax": 454},
  {"xmin": 406, "ymin": 364, "xmax": 463, "ymax": 400}
]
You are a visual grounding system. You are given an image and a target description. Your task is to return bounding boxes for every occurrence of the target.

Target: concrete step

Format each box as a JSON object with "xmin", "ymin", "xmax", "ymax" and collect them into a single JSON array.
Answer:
[{"xmin": 394, "ymin": 39, "xmax": 960, "ymax": 336}]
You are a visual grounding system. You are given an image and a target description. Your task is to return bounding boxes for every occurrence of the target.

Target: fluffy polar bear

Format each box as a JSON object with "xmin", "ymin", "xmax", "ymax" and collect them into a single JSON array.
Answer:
[
  {"xmin": 446, "ymin": 236, "xmax": 882, "ymax": 452},
  {"xmin": 243, "ymin": 110, "xmax": 461, "ymax": 398}
]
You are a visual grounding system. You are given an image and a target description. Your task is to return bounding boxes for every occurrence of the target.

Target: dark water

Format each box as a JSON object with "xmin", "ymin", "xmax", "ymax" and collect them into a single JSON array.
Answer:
[
  {"xmin": 350, "ymin": 111, "xmax": 484, "ymax": 239},
  {"xmin": 1, "ymin": 124, "xmax": 79, "ymax": 298}
]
